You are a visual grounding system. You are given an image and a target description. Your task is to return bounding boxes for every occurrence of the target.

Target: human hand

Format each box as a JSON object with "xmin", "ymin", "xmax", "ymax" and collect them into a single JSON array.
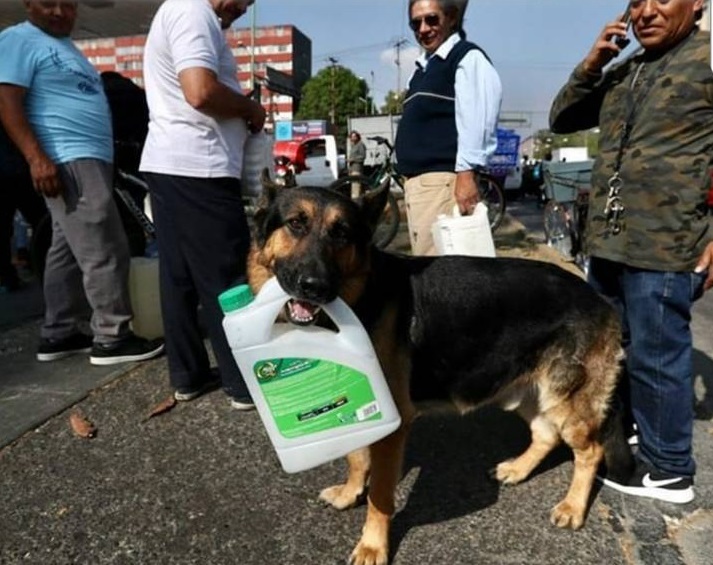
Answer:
[
  {"xmin": 248, "ymin": 101, "xmax": 266, "ymax": 133},
  {"xmin": 454, "ymin": 171, "xmax": 480, "ymax": 215},
  {"xmin": 28, "ymin": 153, "xmax": 62, "ymax": 198},
  {"xmin": 581, "ymin": 14, "xmax": 630, "ymax": 75},
  {"xmin": 694, "ymin": 241, "xmax": 713, "ymax": 291}
]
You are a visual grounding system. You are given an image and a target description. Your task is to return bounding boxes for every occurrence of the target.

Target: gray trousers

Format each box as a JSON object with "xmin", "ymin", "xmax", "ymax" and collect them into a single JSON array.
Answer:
[{"xmin": 41, "ymin": 159, "xmax": 133, "ymax": 344}]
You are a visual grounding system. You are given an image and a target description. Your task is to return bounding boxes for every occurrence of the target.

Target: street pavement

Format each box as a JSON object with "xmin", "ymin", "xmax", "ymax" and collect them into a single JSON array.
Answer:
[{"xmin": 1, "ymin": 195, "xmax": 712, "ymax": 565}]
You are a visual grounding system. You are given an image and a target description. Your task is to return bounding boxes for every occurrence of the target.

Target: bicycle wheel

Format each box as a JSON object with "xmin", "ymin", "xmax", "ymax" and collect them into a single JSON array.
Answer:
[
  {"xmin": 112, "ymin": 190, "xmax": 147, "ymax": 257},
  {"xmin": 327, "ymin": 175, "xmax": 401, "ymax": 249},
  {"xmin": 543, "ymin": 200, "xmax": 573, "ymax": 259},
  {"xmin": 478, "ymin": 173, "xmax": 506, "ymax": 231},
  {"xmin": 571, "ymin": 197, "xmax": 590, "ymax": 275}
]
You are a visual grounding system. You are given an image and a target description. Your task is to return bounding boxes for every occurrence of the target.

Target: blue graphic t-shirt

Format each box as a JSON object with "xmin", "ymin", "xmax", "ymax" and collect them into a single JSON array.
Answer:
[{"xmin": 0, "ymin": 21, "xmax": 112, "ymax": 164}]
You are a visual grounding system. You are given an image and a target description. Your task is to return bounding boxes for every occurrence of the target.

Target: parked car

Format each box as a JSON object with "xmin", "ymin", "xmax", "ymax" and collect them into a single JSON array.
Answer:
[{"xmin": 273, "ymin": 135, "xmax": 345, "ymax": 187}]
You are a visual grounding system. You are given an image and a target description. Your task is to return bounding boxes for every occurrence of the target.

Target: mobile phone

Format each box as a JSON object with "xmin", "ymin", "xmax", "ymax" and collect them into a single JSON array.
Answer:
[{"xmin": 614, "ymin": 7, "xmax": 631, "ymax": 49}]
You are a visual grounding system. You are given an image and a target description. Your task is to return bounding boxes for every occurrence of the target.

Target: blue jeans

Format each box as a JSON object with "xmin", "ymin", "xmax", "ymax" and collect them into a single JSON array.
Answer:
[{"xmin": 588, "ymin": 257, "xmax": 705, "ymax": 478}]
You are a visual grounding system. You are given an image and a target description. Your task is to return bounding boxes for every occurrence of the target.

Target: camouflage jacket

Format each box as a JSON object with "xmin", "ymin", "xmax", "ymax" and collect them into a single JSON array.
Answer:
[{"xmin": 550, "ymin": 28, "xmax": 713, "ymax": 272}]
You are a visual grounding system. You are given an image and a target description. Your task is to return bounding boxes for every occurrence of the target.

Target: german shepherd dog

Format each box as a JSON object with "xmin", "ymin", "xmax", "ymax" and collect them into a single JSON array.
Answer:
[{"xmin": 247, "ymin": 178, "xmax": 633, "ymax": 565}]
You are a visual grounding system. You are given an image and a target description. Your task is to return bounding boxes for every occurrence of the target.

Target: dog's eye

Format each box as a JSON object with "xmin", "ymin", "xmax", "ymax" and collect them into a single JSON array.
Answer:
[{"xmin": 286, "ymin": 216, "xmax": 307, "ymax": 234}]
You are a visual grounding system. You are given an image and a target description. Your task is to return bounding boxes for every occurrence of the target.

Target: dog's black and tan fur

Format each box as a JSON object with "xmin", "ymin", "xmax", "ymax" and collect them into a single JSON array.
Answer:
[{"xmin": 247, "ymin": 179, "xmax": 633, "ymax": 565}]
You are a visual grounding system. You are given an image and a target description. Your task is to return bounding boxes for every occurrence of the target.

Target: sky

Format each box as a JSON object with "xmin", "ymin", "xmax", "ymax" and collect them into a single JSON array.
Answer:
[{"xmin": 247, "ymin": 0, "xmax": 644, "ymax": 137}]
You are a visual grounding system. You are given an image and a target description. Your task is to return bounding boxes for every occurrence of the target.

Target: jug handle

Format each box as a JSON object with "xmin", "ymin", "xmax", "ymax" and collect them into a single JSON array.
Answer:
[{"xmin": 257, "ymin": 278, "xmax": 376, "ymax": 357}]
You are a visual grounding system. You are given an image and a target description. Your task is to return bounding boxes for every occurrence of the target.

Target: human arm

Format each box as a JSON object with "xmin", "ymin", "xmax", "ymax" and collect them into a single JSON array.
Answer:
[
  {"xmin": 179, "ymin": 67, "xmax": 265, "ymax": 132},
  {"xmin": 694, "ymin": 241, "xmax": 713, "ymax": 291},
  {"xmin": 0, "ymin": 84, "xmax": 62, "ymax": 197},
  {"xmin": 454, "ymin": 49, "xmax": 502, "ymax": 214},
  {"xmin": 549, "ymin": 15, "xmax": 628, "ymax": 133},
  {"xmin": 166, "ymin": 3, "xmax": 265, "ymax": 132}
]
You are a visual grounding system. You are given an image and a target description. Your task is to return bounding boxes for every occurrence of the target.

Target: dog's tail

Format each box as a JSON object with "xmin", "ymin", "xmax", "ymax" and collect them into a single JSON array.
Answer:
[{"xmin": 598, "ymin": 395, "xmax": 635, "ymax": 482}]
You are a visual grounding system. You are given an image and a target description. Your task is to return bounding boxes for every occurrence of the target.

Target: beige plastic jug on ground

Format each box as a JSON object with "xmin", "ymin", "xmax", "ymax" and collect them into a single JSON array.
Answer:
[{"xmin": 128, "ymin": 257, "xmax": 164, "ymax": 339}]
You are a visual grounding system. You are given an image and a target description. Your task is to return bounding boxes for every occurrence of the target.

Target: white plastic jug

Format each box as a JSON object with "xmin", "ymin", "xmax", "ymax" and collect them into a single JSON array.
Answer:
[
  {"xmin": 220, "ymin": 277, "xmax": 401, "ymax": 473},
  {"xmin": 431, "ymin": 202, "xmax": 496, "ymax": 257}
]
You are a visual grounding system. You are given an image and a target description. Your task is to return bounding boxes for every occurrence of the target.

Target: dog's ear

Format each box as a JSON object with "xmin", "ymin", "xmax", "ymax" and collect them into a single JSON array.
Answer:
[
  {"xmin": 360, "ymin": 176, "xmax": 390, "ymax": 235},
  {"xmin": 252, "ymin": 168, "xmax": 281, "ymax": 245},
  {"xmin": 259, "ymin": 167, "xmax": 279, "ymax": 203}
]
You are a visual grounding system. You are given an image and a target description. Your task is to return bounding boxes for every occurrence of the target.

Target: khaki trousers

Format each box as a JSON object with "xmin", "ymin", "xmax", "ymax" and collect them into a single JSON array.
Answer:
[{"xmin": 403, "ymin": 171, "xmax": 457, "ymax": 256}]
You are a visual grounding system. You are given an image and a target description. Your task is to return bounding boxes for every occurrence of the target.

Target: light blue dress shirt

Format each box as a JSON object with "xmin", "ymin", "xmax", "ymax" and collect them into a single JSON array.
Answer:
[{"xmin": 410, "ymin": 33, "xmax": 502, "ymax": 172}]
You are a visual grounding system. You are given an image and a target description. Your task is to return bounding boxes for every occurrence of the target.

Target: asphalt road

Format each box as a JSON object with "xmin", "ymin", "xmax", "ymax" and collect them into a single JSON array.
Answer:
[{"xmin": 0, "ymin": 194, "xmax": 711, "ymax": 565}]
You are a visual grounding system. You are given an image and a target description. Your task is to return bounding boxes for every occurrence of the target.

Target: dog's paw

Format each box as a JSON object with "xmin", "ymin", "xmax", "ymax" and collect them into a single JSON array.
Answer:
[
  {"xmin": 492, "ymin": 459, "xmax": 527, "ymax": 485},
  {"xmin": 550, "ymin": 500, "xmax": 585, "ymax": 530},
  {"xmin": 349, "ymin": 540, "xmax": 388, "ymax": 565},
  {"xmin": 319, "ymin": 484, "xmax": 363, "ymax": 510}
]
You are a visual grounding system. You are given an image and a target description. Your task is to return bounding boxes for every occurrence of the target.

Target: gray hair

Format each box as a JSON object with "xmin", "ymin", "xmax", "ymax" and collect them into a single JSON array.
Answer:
[{"xmin": 408, "ymin": 0, "xmax": 470, "ymax": 37}]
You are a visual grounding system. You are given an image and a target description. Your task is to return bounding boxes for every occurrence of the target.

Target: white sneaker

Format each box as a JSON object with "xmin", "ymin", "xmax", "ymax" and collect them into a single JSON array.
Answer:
[
  {"xmin": 229, "ymin": 396, "xmax": 255, "ymax": 411},
  {"xmin": 599, "ymin": 460, "xmax": 694, "ymax": 504}
]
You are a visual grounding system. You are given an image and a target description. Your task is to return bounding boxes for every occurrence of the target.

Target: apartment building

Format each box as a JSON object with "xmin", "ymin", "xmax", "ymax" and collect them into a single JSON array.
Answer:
[{"xmin": 76, "ymin": 24, "xmax": 312, "ymax": 126}]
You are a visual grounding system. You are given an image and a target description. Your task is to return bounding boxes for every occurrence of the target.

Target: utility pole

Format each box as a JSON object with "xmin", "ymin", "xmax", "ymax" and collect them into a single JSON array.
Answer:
[
  {"xmin": 393, "ymin": 38, "xmax": 408, "ymax": 111},
  {"xmin": 370, "ymin": 70, "xmax": 376, "ymax": 115},
  {"xmin": 250, "ymin": 3, "xmax": 259, "ymax": 103},
  {"xmin": 328, "ymin": 57, "xmax": 338, "ymax": 128}
]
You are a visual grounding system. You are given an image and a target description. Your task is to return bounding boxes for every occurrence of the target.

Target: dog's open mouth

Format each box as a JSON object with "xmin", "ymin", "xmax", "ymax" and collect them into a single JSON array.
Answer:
[{"xmin": 285, "ymin": 299, "xmax": 322, "ymax": 326}]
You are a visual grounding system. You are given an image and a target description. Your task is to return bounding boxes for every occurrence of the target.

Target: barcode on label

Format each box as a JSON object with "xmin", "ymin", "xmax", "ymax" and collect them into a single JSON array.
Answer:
[{"xmin": 356, "ymin": 401, "xmax": 380, "ymax": 421}]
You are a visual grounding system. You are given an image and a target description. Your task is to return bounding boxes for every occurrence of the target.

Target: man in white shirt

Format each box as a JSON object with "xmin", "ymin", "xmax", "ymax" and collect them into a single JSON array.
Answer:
[{"xmin": 140, "ymin": 0, "xmax": 265, "ymax": 409}]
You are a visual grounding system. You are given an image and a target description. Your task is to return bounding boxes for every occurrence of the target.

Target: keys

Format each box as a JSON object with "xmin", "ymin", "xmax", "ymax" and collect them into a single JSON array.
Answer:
[{"xmin": 604, "ymin": 174, "xmax": 625, "ymax": 235}]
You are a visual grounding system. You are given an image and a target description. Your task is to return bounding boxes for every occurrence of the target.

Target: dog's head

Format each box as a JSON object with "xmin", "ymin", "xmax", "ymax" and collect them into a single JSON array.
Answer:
[{"xmin": 247, "ymin": 170, "xmax": 389, "ymax": 325}]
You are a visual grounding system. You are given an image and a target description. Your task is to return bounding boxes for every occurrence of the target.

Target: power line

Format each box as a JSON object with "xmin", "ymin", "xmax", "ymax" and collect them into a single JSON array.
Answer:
[{"xmin": 313, "ymin": 40, "xmax": 394, "ymax": 61}]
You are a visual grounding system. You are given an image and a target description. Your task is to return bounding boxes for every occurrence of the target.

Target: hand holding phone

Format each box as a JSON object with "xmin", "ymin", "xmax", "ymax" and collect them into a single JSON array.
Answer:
[{"xmin": 614, "ymin": 7, "xmax": 631, "ymax": 49}]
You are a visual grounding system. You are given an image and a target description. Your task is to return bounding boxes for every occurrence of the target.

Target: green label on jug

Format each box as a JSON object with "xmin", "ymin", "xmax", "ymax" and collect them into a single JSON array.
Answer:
[{"xmin": 253, "ymin": 358, "xmax": 382, "ymax": 439}]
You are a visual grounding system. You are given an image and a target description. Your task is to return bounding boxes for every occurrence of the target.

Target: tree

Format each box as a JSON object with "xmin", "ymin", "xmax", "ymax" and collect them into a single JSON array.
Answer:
[
  {"xmin": 294, "ymin": 65, "xmax": 371, "ymax": 140},
  {"xmin": 381, "ymin": 90, "xmax": 405, "ymax": 115}
]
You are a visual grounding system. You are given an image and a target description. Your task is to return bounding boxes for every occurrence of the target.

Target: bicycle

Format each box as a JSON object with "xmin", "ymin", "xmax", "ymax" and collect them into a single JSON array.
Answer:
[
  {"xmin": 542, "ymin": 161, "xmax": 592, "ymax": 274},
  {"xmin": 327, "ymin": 136, "xmax": 507, "ymax": 249},
  {"xmin": 327, "ymin": 136, "xmax": 402, "ymax": 249}
]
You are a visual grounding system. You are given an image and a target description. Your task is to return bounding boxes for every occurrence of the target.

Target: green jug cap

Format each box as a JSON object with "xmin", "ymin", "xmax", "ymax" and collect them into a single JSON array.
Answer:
[{"xmin": 218, "ymin": 284, "xmax": 255, "ymax": 313}]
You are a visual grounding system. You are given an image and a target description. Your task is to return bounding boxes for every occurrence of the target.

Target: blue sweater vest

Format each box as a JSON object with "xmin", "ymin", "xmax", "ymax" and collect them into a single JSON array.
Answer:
[{"xmin": 395, "ymin": 40, "xmax": 488, "ymax": 177}]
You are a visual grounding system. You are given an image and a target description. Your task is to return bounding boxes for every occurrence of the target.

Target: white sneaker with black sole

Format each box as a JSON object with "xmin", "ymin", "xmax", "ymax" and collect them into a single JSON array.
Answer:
[
  {"xmin": 90, "ymin": 334, "xmax": 165, "ymax": 366},
  {"xmin": 598, "ymin": 460, "xmax": 694, "ymax": 504}
]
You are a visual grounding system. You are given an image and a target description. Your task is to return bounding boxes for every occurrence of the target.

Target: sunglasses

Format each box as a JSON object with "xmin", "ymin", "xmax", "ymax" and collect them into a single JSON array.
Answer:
[{"xmin": 409, "ymin": 14, "xmax": 441, "ymax": 31}]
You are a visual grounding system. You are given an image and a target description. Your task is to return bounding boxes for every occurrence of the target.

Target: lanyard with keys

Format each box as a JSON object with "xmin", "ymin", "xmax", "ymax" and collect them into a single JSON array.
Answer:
[{"xmin": 603, "ymin": 32, "xmax": 692, "ymax": 235}]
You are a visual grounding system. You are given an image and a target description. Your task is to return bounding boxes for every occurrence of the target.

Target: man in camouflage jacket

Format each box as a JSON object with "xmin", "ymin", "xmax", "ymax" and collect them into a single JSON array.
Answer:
[{"xmin": 550, "ymin": 0, "xmax": 713, "ymax": 504}]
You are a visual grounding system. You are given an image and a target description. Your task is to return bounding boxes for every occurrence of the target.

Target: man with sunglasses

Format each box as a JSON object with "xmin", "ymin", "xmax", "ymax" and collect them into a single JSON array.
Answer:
[
  {"xmin": 550, "ymin": 0, "xmax": 713, "ymax": 504},
  {"xmin": 140, "ymin": 0, "xmax": 265, "ymax": 409},
  {"xmin": 394, "ymin": 0, "xmax": 502, "ymax": 255}
]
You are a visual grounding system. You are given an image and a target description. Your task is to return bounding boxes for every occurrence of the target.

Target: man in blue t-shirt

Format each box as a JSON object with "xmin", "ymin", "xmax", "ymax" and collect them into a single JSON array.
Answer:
[{"xmin": 0, "ymin": 1, "xmax": 163, "ymax": 365}]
